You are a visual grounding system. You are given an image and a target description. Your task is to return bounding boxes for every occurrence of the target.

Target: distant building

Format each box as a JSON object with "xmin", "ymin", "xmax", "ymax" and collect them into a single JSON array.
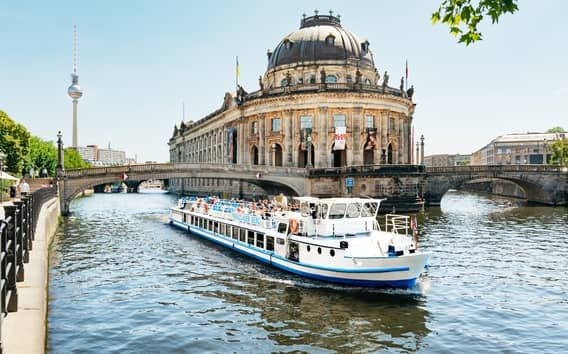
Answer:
[
  {"xmin": 472, "ymin": 132, "xmax": 565, "ymax": 165},
  {"xmin": 423, "ymin": 153, "xmax": 471, "ymax": 167},
  {"xmin": 75, "ymin": 145, "xmax": 98, "ymax": 162},
  {"xmin": 75, "ymin": 144, "xmax": 135, "ymax": 166},
  {"xmin": 97, "ymin": 148, "xmax": 126, "ymax": 165}
]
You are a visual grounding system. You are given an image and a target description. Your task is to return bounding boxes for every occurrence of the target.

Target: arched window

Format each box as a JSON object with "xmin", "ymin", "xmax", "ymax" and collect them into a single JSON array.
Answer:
[
  {"xmin": 361, "ymin": 40, "xmax": 369, "ymax": 53},
  {"xmin": 325, "ymin": 34, "xmax": 335, "ymax": 46},
  {"xmin": 364, "ymin": 78, "xmax": 372, "ymax": 85},
  {"xmin": 325, "ymin": 75, "xmax": 337, "ymax": 84}
]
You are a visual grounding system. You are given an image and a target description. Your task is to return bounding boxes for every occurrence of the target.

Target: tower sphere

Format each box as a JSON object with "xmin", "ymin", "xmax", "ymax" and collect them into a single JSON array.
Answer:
[{"xmin": 67, "ymin": 73, "xmax": 83, "ymax": 99}]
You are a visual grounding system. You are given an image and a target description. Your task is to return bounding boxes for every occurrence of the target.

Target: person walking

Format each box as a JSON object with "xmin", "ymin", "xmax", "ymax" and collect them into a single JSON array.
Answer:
[{"xmin": 19, "ymin": 178, "xmax": 30, "ymax": 197}]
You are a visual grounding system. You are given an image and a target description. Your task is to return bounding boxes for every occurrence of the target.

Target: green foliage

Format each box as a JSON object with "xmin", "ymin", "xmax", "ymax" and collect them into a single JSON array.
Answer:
[
  {"xmin": 547, "ymin": 138, "xmax": 568, "ymax": 167},
  {"xmin": 432, "ymin": 0, "xmax": 519, "ymax": 45},
  {"xmin": 64, "ymin": 148, "xmax": 90, "ymax": 169},
  {"xmin": 0, "ymin": 110, "xmax": 31, "ymax": 174},
  {"xmin": 546, "ymin": 126, "xmax": 566, "ymax": 133},
  {"xmin": 26, "ymin": 136, "xmax": 57, "ymax": 177}
]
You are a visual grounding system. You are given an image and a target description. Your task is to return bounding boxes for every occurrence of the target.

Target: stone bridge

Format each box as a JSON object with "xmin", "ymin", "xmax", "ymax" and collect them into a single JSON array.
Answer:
[
  {"xmin": 423, "ymin": 165, "xmax": 568, "ymax": 205},
  {"xmin": 56, "ymin": 163, "xmax": 567, "ymax": 215},
  {"xmin": 57, "ymin": 163, "xmax": 307, "ymax": 215}
]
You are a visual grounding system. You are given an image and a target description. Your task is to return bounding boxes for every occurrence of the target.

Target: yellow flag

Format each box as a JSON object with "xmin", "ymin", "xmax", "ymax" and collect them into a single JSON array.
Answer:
[{"xmin": 236, "ymin": 56, "xmax": 240, "ymax": 79}]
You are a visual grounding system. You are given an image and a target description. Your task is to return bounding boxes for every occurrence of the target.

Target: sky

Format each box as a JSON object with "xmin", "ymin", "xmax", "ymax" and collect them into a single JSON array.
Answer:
[{"xmin": 1, "ymin": 1, "xmax": 566, "ymax": 162}]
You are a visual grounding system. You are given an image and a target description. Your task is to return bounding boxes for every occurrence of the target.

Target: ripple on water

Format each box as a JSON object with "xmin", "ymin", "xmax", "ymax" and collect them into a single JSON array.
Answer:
[{"xmin": 47, "ymin": 192, "xmax": 568, "ymax": 353}]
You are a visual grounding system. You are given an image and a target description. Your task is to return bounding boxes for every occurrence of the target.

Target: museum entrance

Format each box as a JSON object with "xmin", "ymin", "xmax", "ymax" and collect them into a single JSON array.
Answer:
[
  {"xmin": 272, "ymin": 143, "xmax": 283, "ymax": 166},
  {"xmin": 331, "ymin": 143, "xmax": 346, "ymax": 167},
  {"xmin": 363, "ymin": 149, "xmax": 374, "ymax": 165},
  {"xmin": 251, "ymin": 146, "xmax": 259, "ymax": 165},
  {"xmin": 387, "ymin": 143, "xmax": 393, "ymax": 164}
]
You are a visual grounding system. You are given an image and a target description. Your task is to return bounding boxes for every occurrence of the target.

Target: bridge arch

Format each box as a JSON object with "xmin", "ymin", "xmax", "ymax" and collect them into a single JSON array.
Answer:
[
  {"xmin": 423, "ymin": 165, "xmax": 567, "ymax": 206},
  {"xmin": 58, "ymin": 163, "xmax": 307, "ymax": 215}
]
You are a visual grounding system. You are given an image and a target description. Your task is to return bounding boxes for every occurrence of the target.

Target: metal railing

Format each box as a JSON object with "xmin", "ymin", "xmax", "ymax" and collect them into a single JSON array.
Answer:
[
  {"xmin": 62, "ymin": 162, "xmax": 308, "ymax": 178},
  {"xmin": 426, "ymin": 164, "xmax": 566, "ymax": 174},
  {"xmin": 0, "ymin": 185, "xmax": 57, "ymax": 352}
]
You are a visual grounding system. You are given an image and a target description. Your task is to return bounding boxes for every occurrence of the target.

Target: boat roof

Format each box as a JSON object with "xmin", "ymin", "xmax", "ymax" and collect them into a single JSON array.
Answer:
[{"xmin": 294, "ymin": 196, "xmax": 383, "ymax": 204}]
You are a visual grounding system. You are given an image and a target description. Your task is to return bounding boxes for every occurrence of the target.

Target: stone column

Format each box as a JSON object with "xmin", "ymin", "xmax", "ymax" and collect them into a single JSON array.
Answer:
[
  {"xmin": 284, "ymin": 109, "xmax": 293, "ymax": 166},
  {"xmin": 258, "ymin": 114, "xmax": 265, "ymax": 165},
  {"xmin": 351, "ymin": 107, "xmax": 363, "ymax": 165},
  {"xmin": 317, "ymin": 106, "xmax": 328, "ymax": 168}
]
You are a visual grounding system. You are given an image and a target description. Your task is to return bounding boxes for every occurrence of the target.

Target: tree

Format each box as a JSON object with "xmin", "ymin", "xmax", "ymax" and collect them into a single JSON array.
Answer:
[
  {"xmin": 432, "ymin": 0, "xmax": 519, "ymax": 45},
  {"xmin": 547, "ymin": 138, "xmax": 568, "ymax": 167},
  {"xmin": 546, "ymin": 127, "xmax": 566, "ymax": 133},
  {"xmin": 0, "ymin": 110, "xmax": 31, "ymax": 174},
  {"xmin": 64, "ymin": 148, "xmax": 90, "ymax": 169},
  {"xmin": 26, "ymin": 136, "xmax": 57, "ymax": 177}
]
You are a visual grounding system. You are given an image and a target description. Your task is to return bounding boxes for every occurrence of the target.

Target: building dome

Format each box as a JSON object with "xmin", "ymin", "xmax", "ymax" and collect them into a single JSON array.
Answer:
[{"xmin": 267, "ymin": 13, "xmax": 375, "ymax": 71}]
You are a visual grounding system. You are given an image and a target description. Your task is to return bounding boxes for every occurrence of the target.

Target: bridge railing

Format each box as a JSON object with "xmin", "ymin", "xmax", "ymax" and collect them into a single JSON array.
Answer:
[
  {"xmin": 62, "ymin": 163, "xmax": 308, "ymax": 178},
  {"xmin": 0, "ymin": 185, "xmax": 57, "ymax": 351},
  {"xmin": 426, "ymin": 164, "xmax": 567, "ymax": 174},
  {"xmin": 309, "ymin": 164, "xmax": 425, "ymax": 176}
]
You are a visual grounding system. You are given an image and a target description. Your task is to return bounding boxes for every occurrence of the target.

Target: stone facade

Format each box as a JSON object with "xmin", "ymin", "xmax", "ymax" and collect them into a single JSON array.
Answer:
[{"xmin": 168, "ymin": 13, "xmax": 415, "ymax": 196}]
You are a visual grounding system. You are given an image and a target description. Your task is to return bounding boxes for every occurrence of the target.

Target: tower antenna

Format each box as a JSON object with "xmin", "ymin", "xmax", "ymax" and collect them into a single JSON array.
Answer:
[{"xmin": 73, "ymin": 25, "xmax": 77, "ymax": 74}]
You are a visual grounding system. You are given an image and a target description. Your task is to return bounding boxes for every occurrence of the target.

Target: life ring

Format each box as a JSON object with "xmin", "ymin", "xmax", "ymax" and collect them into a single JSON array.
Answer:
[{"xmin": 289, "ymin": 219, "xmax": 299, "ymax": 234}]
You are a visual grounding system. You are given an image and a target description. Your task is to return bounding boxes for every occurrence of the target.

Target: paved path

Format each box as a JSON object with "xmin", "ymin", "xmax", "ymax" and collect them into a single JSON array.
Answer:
[{"xmin": 1, "ymin": 197, "xmax": 59, "ymax": 354}]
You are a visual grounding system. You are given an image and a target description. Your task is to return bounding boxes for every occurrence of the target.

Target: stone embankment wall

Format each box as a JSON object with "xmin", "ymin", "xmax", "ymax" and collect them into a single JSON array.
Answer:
[{"xmin": 1, "ymin": 197, "xmax": 60, "ymax": 354}]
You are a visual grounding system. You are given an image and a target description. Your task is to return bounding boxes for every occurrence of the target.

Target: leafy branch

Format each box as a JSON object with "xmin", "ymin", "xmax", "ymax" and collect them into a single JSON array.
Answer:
[{"xmin": 432, "ymin": 0, "xmax": 519, "ymax": 45}]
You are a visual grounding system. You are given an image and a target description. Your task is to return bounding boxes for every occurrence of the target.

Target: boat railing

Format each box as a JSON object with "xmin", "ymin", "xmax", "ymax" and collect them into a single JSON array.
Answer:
[
  {"xmin": 384, "ymin": 214, "xmax": 409, "ymax": 236},
  {"xmin": 179, "ymin": 197, "xmax": 278, "ymax": 229}
]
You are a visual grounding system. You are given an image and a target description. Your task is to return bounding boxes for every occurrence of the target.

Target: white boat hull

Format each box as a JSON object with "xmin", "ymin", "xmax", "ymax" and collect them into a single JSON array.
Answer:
[{"xmin": 170, "ymin": 218, "xmax": 430, "ymax": 288}]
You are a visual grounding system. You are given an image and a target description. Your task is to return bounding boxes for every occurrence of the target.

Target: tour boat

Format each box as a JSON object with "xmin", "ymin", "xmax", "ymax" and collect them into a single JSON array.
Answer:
[{"xmin": 169, "ymin": 196, "xmax": 431, "ymax": 288}]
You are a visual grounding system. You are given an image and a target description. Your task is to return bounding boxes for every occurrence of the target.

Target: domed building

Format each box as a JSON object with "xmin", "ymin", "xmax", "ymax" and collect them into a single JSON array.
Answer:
[{"xmin": 169, "ymin": 12, "xmax": 416, "ymax": 197}]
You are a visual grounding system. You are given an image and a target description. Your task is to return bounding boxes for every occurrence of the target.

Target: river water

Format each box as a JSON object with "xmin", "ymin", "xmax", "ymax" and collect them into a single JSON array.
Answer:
[{"xmin": 47, "ymin": 192, "xmax": 568, "ymax": 353}]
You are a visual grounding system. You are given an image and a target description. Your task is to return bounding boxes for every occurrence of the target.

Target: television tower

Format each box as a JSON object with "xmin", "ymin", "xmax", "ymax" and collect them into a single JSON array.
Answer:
[{"xmin": 67, "ymin": 25, "xmax": 84, "ymax": 148}]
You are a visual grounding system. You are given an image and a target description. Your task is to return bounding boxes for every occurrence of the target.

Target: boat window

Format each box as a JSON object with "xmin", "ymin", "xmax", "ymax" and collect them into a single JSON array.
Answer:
[
  {"xmin": 214, "ymin": 222, "xmax": 219, "ymax": 233},
  {"xmin": 362, "ymin": 202, "xmax": 378, "ymax": 217},
  {"xmin": 317, "ymin": 247, "xmax": 322, "ymax": 254},
  {"xmin": 198, "ymin": 217, "xmax": 202, "ymax": 228},
  {"xmin": 276, "ymin": 238, "xmax": 285, "ymax": 245},
  {"xmin": 328, "ymin": 203, "xmax": 347, "ymax": 219},
  {"xmin": 307, "ymin": 245, "xmax": 311, "ymax": 252},
  {"xmin": 247, "ymin": 230, "xmax": 255, "ymax": 245},
  {"xmin": 277, "ymin": 222, "xmax": 288, "ymax": 234},
  {"xmin": 239, "ymin": 228, "xmax": 246, "ymax": 242},
  {"xmin": 220, "ymin": 223, "xmax": 226, "ymax": 235},
  {"xmin": 346, "ymin": 203, "xmax": 362, "ymax": 218},
  {"xmin": 232, "ymin": 226, "xmax": 239, "ymax": 240},
  {"xmin": 330, "ymin": 249, "xmax": 335, "ymax": 257},
  {"xmin": 256, "ymin": 233, "xmax": 265, "ymax": 248},
  {"xmin": 301, "ymin": 202, "xmax": 310, "ymax": 217},
  {"xmin": 320, "ymin": 204, "xmax": 329, "ymax": 219},
  {"xmin": 266, "ymin": 236, "xmax": 275, "ymax": 251}
]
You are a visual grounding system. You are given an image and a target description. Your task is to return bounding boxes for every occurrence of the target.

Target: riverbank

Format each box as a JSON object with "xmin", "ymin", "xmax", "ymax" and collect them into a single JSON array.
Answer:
[{"xmin": 1, "ymin": 197, "xmax": 60, "ymax": 354}]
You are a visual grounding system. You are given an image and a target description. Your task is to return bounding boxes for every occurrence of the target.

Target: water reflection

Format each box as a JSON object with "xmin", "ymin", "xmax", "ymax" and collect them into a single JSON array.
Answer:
[{"xmin": 47, "ymin": 191, "xmax": 568, "ymax": 353}]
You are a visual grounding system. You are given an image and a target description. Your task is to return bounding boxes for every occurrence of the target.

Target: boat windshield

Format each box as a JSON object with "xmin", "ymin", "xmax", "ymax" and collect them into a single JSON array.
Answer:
[
  {"xmin": 361, "ymin": 202, "xmax": 378, "ymax": 217},
  {"xmin": 329, "ymin": 203, "xmax": 347, "ymax": 219},
  {"xmin": 346, "ymin": 203, "xmax": 362, "ymax": 218}
]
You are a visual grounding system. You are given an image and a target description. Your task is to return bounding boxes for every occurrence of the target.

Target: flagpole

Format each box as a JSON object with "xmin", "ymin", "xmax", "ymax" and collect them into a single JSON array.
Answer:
[{"xmin": 236, "ymin": 56, "xmax": 239, "ymax": 91}]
